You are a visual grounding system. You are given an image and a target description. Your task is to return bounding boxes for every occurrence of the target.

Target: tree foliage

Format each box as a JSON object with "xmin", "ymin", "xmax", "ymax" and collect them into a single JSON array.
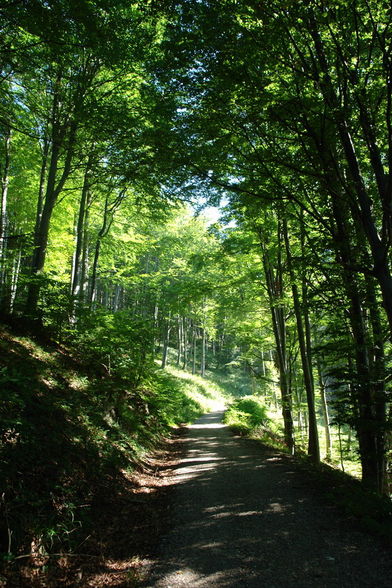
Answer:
[{"xmin": 0, "ymin": 3, "xmax": 391, "ymax": 559}]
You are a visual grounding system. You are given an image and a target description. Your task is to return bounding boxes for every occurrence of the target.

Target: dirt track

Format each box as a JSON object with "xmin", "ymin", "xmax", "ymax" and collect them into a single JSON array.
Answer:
[{"xmin": 145, "ymin": 411, "xmax": 392, "ymax": 587}]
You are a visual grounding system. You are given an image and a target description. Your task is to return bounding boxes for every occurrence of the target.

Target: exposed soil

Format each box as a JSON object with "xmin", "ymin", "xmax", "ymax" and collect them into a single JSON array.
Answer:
[{"xmin": 144, "ymin": 411, "xmax": 392, "ymax": 587}]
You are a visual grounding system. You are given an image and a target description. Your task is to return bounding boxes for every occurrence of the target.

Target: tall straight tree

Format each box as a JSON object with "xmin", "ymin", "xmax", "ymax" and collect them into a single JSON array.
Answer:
[
  {"xmin": 0, "ymin": 0, "xmax": 172, "ymax": 317},
  {"xmin": 159, "ymin": 0, "xmax": 391, "ymax": 491}
]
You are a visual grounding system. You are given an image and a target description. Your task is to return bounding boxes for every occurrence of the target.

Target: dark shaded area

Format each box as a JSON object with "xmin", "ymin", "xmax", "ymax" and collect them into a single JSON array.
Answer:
[
  {"xmin": 147, "ymin": 412, "xmax": 392, "ymax": 587},
  {"xmin": 0, "ymin": 324, "xmax": 199, "ymax": 586}
]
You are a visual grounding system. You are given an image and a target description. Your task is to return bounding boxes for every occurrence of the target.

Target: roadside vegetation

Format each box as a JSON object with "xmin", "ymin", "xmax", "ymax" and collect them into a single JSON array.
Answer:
[{"xmin": 0, "ymin": 322, "xmax": 226, "ymax": 585}]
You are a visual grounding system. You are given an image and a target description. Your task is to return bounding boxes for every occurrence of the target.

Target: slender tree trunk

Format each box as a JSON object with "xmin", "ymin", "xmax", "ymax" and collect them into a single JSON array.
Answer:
[
  {"xmin": 364, "ymin": 273, "xmax": 387, "ymax": 492},
  {"xmin": 283, "ymin": 217, "xmax": 320, "ymax": 463},
  {"xmin": 257, "ymin": 222, "xmax": 295, "ymax": 454},
  {"xmin": 192, "ymin": 326, "xmax": 197, "ymax": 375},
  {"xmin": 35, "ymin": 137, "xmax": 50, "ymax": 233},
  {"xmin": 182, "ymin": 317, "xmax": 188, "ymax": 370},
  {"xmin": 176, "ymin": 315, "xmax": 182, "ymax": 367},
  {"xmin": 80, "ymin": 197, "xmax": 90, "ymax": 300},
  {"xmin": 90, "ymin": 238, "xmax": 101, "ymax": 306},
  {"xmin": 161, "ymin": 312, "xmax": 171, "ymax": 369},
  {"xmin": 270, "ymin": 306, "xmax": 294, "ymax": 453},
  {"xmin": 201, "ymin": 327, "xmax": 206, "ymax": 377},
  {"xmin": 71, "ymin": 156, "xmax": 92, "ymax": 302},
  {"xmin": 152, "ymin": 302, "xmax": 159, "ymax": 359},
  {"xmin": 261, "ymin": 349, "xmax": 266, "ymax": 377},
  {"xmin": 317, "ymin": 358, "xmax": 332, "ymax": 462},
  {"xmin": 0, "ymin": 126, "xmax": 11, "ymax": 312},
  {"xmin": 9, "ymin": 247, "xmax": 21, "ymax": 312},
  {"xmin": 89, "ymin": 193, "xmax": 119, "ymax": 306}
]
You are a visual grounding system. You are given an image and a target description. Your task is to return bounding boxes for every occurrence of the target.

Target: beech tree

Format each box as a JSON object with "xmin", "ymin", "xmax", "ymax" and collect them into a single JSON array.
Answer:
[
  {"xmin": 158, "ymin": 0, "xmax": 391, "ymax": 491},
  {"xmin": 0, "ymin": 0, "xmax": 173, "ymax": 317}
]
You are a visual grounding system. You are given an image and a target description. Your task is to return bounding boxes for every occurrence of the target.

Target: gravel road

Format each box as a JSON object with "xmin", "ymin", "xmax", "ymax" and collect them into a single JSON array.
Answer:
[{"xmin": 146, "ymin": 410, "xmax": 392, "ymax": 587}]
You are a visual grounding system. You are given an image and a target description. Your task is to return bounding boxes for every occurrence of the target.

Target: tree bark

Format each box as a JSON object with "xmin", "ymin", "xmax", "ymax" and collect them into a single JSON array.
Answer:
[
  {"xmin": 192, "ymin": 325, "xmax": 197, "ymax": 375},
  {"xmin": 71, "ymin": 155, "xmax": 93, "ymax": 316},
  {"xmin": 161, "ymin": 311, "xmax": 172, "ymax": 369},
  {"xmin": 317, "ymin": 358, "xmax": 332, "ymax": 462},
  {"xmin": 256, "ymin": 221, "xmax": 295, "ymax": 453},
  {"xmin": 283, "ymin": 217, "xmax": 320, "ymax": 463},
  {"xmin": 201, "ymin": 326, "xmax": 206, "ymax": 377},
  {"xmin": 25, "ymin": 110, "xmax": 78, "ymax": 315},
  {"xmin": 0, "ymin": 126, "xmax": 11, "ymax": 312},
  {"xmin": 331, "ymin": 193, "xmax": 385, "ymax": 491}
]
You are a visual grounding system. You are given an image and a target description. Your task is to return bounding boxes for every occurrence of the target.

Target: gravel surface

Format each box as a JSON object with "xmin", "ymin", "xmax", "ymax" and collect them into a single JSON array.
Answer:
[{"xmin": 146, "ymin": 411, "xmax": 392, "ymax": 587}]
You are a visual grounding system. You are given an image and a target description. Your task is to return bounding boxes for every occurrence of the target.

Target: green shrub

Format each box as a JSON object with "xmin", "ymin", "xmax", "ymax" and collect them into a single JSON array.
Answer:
[
  {"xmin": 223, "ymin": 396, "xmax": 269, "ymax": 435},
  {"xmin": 73, "ymin": 309, "xmax": 155, "ymax": 385}
]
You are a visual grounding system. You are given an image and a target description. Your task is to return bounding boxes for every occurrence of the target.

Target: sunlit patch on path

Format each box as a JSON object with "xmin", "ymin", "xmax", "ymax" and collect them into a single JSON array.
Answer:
[{"xmin": 188, "ymin": 422, "xmax": 226, "ymax": 429}]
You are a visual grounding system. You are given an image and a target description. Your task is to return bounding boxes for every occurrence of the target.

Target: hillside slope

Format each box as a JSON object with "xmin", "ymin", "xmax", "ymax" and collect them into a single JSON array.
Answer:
[{"xmin": 0, "ymin": 323, "xmax": 225, "ymax": 586}]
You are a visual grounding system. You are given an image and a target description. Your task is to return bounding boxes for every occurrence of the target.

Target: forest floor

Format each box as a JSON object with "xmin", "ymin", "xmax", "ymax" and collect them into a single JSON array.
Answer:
[
  {"xmin": 143, "ymin": 411, "xmax": 392, "ymax": 588},
  {"xmin": 2, "ymin": 432, "xmax": 181, "ymax": 588},
  {"xmin": 2, "ymin": 376, "xmax": 392, "ymax": 587}
]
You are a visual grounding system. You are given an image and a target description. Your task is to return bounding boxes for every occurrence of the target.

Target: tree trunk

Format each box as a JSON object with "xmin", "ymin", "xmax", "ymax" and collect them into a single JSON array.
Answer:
[
  {"xmin": 192, "ymin": 326, "xmax": 197, "ymax": 375},
  {"xmin": 283, "ymin": 217, "xmax": 320, "ymax": 463},
  {"xmin": 201, "ymin": 327, "xmax": 206, "ymax": 377},
  {"xmin": 331, "ymin": 193, "xmax": 384, "ymax": 491},
  {"xmin": 0, "ymin": 126, "xmax": 11, "ymax": 312},
  {"xmin": 35, "ymin": 136, "xmax": 50, "ymax": 233},
  {"xmin": 26, "ymin": 113, "xmax": 78, "ymax": 315},
  {"xmin": 182, "ymin": 317, "xmax": 188, "ymax": 370},
  {"xmin": 257, "ymin": 222, "xmax": 294, "ymax": 453},
  {"xmin": 307, "ymin": 12, "xmax": 392, "ymax": 338},
  {"xmin": 89, "ymin": 238, "xmax": 101, "ymax": 306},
  {"xmin": 71, "ymin": 156, "xmax": 92, "ymax": 303},
  {"xmin": 161, "ymin": 312, "xmax": 172, "ymax": 369},
  {"xmin": 317, "ymin": 358, "xmax": 332, "ymax": 462},
  {"xmin": 176, "ymin": 315, "xmax": 182, "ymax": 367},
  {"xmin": 364, "ymin": 273, "xmax": 387, "ymax": 493}
]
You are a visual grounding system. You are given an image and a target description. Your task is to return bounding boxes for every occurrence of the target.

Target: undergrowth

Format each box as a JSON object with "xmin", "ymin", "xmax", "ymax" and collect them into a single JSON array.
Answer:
[
  {"xmin": 297, "ymin": 460, "xmax": 392, "ymax": 545},
  {"xmin": 223, "ymin": 396, "xmax": 269, "ymax": 435},
  {"xmin": 0, "ymin": 323, "xmax": 224, "ymax": 581}
]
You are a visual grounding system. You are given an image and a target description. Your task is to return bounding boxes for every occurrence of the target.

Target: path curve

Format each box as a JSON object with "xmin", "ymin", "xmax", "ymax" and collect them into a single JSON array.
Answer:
[{"xmin": 146, "ymin": 411, "xmax": 392, "ymax": 587}]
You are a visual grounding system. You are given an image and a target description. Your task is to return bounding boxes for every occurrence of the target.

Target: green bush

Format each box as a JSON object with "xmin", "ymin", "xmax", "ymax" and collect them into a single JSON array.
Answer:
[
  {"xmin": 223, "ymin": 396, "xmax": 269, "ymax": 435},
  {"xmin": 73, "ymin": 309, "xmax": 155, "ymax": 385}
]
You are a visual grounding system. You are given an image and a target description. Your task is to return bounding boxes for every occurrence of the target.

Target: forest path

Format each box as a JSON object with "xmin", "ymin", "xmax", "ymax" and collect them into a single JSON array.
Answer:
[{"xmin": 145, "ymin": 411, "xmax": 392, "ymax": 587}]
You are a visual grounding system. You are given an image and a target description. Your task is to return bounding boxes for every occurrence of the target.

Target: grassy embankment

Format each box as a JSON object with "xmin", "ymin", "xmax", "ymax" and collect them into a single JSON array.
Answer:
[{"xmin": 0, "ymin": 324, "xmax": 226, "ymax": 586}]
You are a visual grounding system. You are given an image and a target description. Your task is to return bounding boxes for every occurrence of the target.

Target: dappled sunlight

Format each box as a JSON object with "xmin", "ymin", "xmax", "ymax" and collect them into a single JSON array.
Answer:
[
  {"xmin": 148, "ymin": 409, "xmax": 392, "ymax": 588},
  {"xmin": 236, "ymin": 510, "xmax": 261, "ymax": 517},
  {"xmin": 160, "ymin": 567, "xmax": 235, "ymax": 588},
  {"xmin": 181, "ymin": 456, "xmax": 223, "ymax": 464},
  {"xmin": 265, "ymin": 501, "xmax": 287, "ymax": 514},
  {"xmin": 188, "ymin": 422, "xmax": 227, "ymax": 430}
]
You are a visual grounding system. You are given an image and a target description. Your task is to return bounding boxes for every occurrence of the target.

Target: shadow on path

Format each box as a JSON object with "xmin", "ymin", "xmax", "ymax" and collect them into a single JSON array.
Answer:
[{"xmin": 146, "ymin": 411, "xmax": 392, "ymax": 587}]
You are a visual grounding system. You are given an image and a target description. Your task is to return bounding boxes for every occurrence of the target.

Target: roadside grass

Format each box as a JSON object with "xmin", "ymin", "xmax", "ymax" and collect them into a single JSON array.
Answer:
[{"xmin": 164, "ymin": 365, "xmax": 227, "ymax": 415}]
